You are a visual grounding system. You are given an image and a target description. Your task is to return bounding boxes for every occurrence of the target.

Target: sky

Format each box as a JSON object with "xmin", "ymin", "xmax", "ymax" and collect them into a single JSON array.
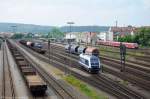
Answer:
[{"xmin": 0, "ymin": 0, "xmax": 150, "ymax": 26}]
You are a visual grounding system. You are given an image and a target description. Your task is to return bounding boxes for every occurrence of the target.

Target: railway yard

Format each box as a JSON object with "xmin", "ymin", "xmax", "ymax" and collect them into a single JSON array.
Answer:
[{"xmin": 0, "ymin": 39, "xmax": 150, "ymax": 99}]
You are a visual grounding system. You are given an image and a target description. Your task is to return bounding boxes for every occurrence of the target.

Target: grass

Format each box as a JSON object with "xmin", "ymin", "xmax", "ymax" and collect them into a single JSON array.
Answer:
[
  {"xmin": 127, "ymin": 51, "xmax": 145, "ymax": 57},
  {"xmin": 120, "ymin": 80, "xmax": 129, "ymax": 86},
  {"xmin": 98, "ymin": 46, "xmax": 145, "ymax": 57},
  {"xmin": 63, "ymin": 75, "xmax": 108, "ymax": 99},
  {"xmin": 99, "ymin": 46, "xmax": 147, "ymax": 62},
  {"xmin": 47, "ymin": 63, "xmax": 107, "ymax": 99},
  {"xmin": 100, "ymin": 50, "xmax": 130, "ymax": 60}
]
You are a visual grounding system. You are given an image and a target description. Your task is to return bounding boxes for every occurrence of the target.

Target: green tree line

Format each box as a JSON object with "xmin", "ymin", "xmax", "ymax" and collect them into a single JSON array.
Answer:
[
  {"xmin": 47, "ymin": 27, "xmax": 64, "ymax": 39},
  {"xmin": 118, "ymin": 27, "xmax": 150, "ymax": 47},
  {"xmin": 11, "ymin": 33, "xmax": 25, "ymax": 39},
  {"xmin": 11, "ymin": 27, "xmax": 64, "ymax": 39}
]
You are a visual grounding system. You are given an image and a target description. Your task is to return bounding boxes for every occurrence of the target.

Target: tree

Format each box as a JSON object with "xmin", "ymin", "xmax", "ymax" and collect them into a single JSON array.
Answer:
[
  {"xmin": 25, "ymin": 33, "xmax": 33, "ymax": 38},
  {"xmin": 11, "ymin": 33, "xmax": 25, "ymax": 39},
  {"xmin": 118, "ymin": 27, "xmax": 150, "ymax": 47},
  {"xmin": 48, "ymin": 28, "xmax": 64, "ymax": 39},
  {"xmin": 118, "ymin": 35, "xmax": 133, "ymax": 42},
  {"xmin": 135, "ymin": 27, "xmax": 150, "ymax": 46}
]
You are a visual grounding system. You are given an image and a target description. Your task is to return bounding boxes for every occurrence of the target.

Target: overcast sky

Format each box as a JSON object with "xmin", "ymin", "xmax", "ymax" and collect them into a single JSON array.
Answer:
[{"xmin": 0, "ymin": 0, "xmax": 150, "ymax": 26}]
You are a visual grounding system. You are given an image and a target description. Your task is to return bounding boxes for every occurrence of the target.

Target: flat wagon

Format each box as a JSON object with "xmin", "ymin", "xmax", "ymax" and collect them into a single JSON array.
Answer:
[{"xmin": 7, "ymin": 40, "xmax": 47, "ymax": 96}]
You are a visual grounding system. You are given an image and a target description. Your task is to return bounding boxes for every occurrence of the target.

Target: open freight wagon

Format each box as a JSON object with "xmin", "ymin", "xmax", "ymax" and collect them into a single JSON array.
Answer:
[{"xmin": 7, "ymin": 41, "xmax": 47, "ymax": 96}]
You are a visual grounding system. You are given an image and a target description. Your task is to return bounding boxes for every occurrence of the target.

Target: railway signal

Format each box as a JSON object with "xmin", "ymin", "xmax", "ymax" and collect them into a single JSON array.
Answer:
[
  {"xmin": 67, "ymin": 22, "xmax": 75, "ymax": 75},
  {"xmin": 120, "ymin": 43, "xmax": 126, "ymax": 72}
]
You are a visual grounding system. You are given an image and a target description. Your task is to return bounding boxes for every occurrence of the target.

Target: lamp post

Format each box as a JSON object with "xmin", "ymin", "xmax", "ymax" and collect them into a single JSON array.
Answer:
[
  {"xmin": 66, "ymin": 21, "xmax": 74, "ymax": 75},
  {"xmin": 67, "ymin": 22, "xmax": 74, "ymax": 44},
  {"xmin": 51, "ymin": 32, "xmax": 53, "ymax": 63},
  {"xmin": 48, "ymin": 40, "xmax": 51, "ymax": 64},
  {"xmin": 11, "ymin": 26, "xmax": 17, "ymax": 38}
]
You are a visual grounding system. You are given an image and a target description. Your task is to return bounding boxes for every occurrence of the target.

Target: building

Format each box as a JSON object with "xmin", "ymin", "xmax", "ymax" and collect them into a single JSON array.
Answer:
[
  {"xmin": 97, "ymin": 32, "xmax": 113, "ymax": 41},
  {"xmin": 97, "ymin": 27, "xmax": 113, "ymax": 41},
  {"xmin": 110, "ymin": 26, "xmax": 137, "ymax": 40},
  {"xmin": 97, "ymin": 32, "xmax": 107, "ymax": 41},
  {"xmin": 64, "ymin": 32, "xmax": 77, "ymax": 43},
  {"xmin": 64, "ymin": 32, "xmax": 98, "ymax": 44},
  {"xmin": 84, "ymin": 32, "xmax": 98, "ymax": 44},
  {"xmin": 64, "ymin": 27, "xmax": 114, "ymax": 44}
]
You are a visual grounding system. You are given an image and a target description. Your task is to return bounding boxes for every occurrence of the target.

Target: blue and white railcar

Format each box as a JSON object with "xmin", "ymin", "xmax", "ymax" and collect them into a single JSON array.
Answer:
[
  {"xmin": 70, "ymin": 45, "xmax": 79, "ymax": 54},
  {"xmin": 77, "ymin": 46, "xmax": 87, "ymax": 54},
  {"xmin": 79, "ymin": 54, "xmax": 100, "ymax": 73},
  {"xmin": 65, "ymin": 44, "xmax": 72, "ymax": 52},
  {"xmin": 34, "ymin": 42, "xmax": 43, "ymax": 48}
]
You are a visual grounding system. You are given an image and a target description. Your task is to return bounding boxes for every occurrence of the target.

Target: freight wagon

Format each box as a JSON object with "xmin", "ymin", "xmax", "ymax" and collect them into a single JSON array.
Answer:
[
  {"xmin": 19, "ymin": 40, "xmax": 46, "ymax": 54},
  {"xmin": 7, "ymin": 41, "xmax": 47, "ymax": 96},
  {"xmin": 26, "ymin": 75, "xmax": 47, "ymax": 95},
  {"xmin": 65, "ymin": 44, "xmax": 101, "ymax": 73},
  {"xmin": 65, "ymin": 44, "xmax": 99, "ymax": 56}
]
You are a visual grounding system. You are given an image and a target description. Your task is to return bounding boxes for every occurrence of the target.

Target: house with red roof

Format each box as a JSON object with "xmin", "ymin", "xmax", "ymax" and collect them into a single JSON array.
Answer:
[{"xmin": 110, "ymin": 26, "xmax": 137, "ymax": 40}]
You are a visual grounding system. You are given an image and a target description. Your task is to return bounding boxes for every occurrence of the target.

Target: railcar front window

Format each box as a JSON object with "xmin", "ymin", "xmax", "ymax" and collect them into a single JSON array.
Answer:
[
  {"xmin": 85, "ymin": 60, "xmax": 89, "ymax": 66},
  {"xmin": 91, "ymin": 58, "xmax": 99, "ymax": 66}
]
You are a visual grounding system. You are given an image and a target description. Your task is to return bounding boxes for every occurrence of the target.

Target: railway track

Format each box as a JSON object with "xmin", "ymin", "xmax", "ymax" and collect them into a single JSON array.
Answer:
[
  {"xmin": 46, "ymin": 44, "xmax": 150, "ymax": 91},
  {"xmin": 8, "ymin": 40, "xmax": 75, "ymax": 99},
  {"xmin": 54, "ymin": 43, "xmax": 150, "ymax": 67},
  {"xmin": 101, "ymin": 58, "xmax": 150, "ymax": 80},
  {"xmin": 17, "ymin": 41, "xmax": 146, "ymax": 99},
  {"xmin": 1, "ymin": 41, "xmax": 15, "ymax": 99},
  {"xmin": 85, "ymin": 43, "xmax": 150, "ymax": 55},
  {"xmin": 94, "ymin": 75, "xmax": 144, "ymax": 98},
  {"xmin": 28, "ymin": 57, "xmax": 76, "ymax": 99},
  {"xmin": 99, "ymin": 49, "xmax": 150, "ymax": 65},
  {"xmin": 100, "ymin": 49, "xmax": 150, "ymax": 65},
  {"xmin": 51, "ymin": 43, "xmax": 150, "ymax": 66},
  {"xmin": 99, "ymin": 51, "xmax": 150, "ymax": 68},
  {"xmin": 52, "ymin": 43, "xmax": 150, "ymax": 73},
  {"xmin": 98, "ymin": 52, "xmax": 150, "ymax": 72},
  {"xmin": 49, "ymin": 44, "xmax": 150, "ymax": 80}
]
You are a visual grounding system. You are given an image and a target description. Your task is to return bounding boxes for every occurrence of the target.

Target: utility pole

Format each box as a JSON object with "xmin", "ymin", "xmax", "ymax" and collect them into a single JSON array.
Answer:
[
  {"xmin": 11, "ymin": 25, "xmax": 17, "ymax": 38},
  {"xmin": 66, "ymin": 21, "xmax": 74, "ymax": 75},
  {"xmin": 116, "ymin": 20, "xmax": 118, "ymax": 27},
  {"xmin": 48, "ymin": 40, "xmax": 51, "ymax": 64},
  {"xmin": 90, "ymin": 25, "xmax": 93, "ymax": 46},
  {"xmin": 51, "ymin": 32, "xmax": 53, "ymax": 63},
  {"xmin": 67, "ymin": 22, "xmax": 74, "ymax": 44}
]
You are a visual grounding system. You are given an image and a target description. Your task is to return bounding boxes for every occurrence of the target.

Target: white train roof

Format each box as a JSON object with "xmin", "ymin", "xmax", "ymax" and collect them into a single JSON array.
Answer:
[{"xmin": 79, "ymin": 53, "xmax": 99, "ymax": 60}]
